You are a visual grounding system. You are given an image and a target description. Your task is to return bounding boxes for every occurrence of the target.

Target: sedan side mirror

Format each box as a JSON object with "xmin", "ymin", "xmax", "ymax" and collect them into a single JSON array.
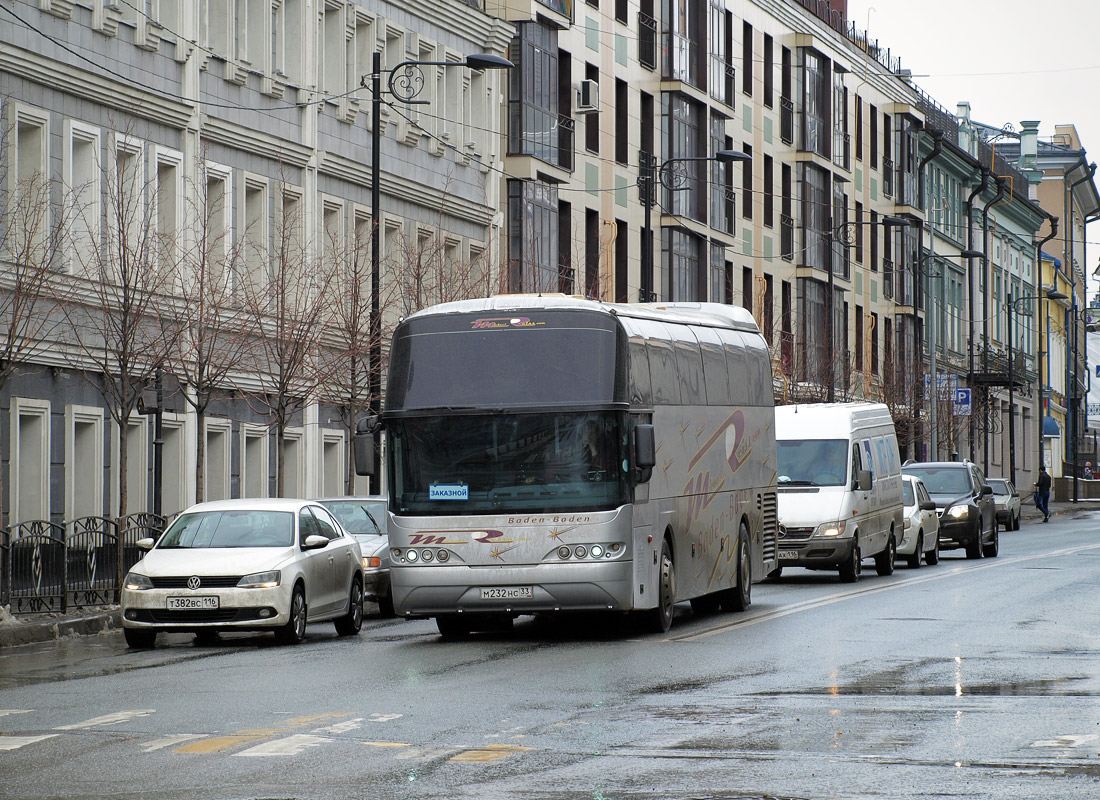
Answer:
[
  {"xmin": 302, "ymin": 534, "xmax": 330, "ymax": 550},
  {"xmin": 136, "ymin": 537, "xmax": 156, "ymax": 551},
  {"xmin": 919, "ymin": 500, "xmax": 937, "ymax": 511},
  {"xmin": 981, "ymin": 485, "xmax": 993, "ymax": 496}
]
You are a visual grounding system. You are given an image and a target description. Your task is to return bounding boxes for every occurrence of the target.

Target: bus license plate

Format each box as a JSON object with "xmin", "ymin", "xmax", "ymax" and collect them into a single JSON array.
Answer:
[
  {"xmin": 167, "ymin": 596, "xmax": 219, "ymax": 610},
  {"xmin": 777, "ymin": 550, "xmax": 800, "ymax": 562},
  {"xmin": 480, "ymin": 586, "xmax": 532, "ymax": 600}
]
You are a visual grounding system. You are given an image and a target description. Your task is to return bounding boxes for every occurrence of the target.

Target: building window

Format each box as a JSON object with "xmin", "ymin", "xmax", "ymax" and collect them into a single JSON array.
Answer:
[
  {"xmin": 283, "ymin": 427, "xmax": 304, "ymax": 499},
  {"xmin": 710, "ymin": 114, "xmax": 733, "ymax": 233},
  {"xmin": 668, "ymin": 0, "xmax": 703, "ymax": 87},
  {"xmin": 763, "ymin": 154, "xmax": 773, "ymax": 228},
  {"xmin": 155, "ymin": 148, "xmax": 183, "ymax": 278},
  {"xmin": 322, "ymin": 430, "xmax": 345, "ymax": 496},
  {"xmin": 855, "ymin": 97, "xmax": 863, "ymax": 161},
  {"xmin": 742, "ymin": 266, "xmax": 753, "ymax": 314},
  {"xmin": 615, "ymin": 219, "xmax": 628, "ymax": 302},
  {"xmin": 585, "ymin": 208, "xmax": 600, "ymax": 299},
  {"xmin": 666, "ymin": 228, "xmax": 704, "ymax": 301},
  {"xmin": 585, "ymin": 62, "xmax": 600, "ymax": 154},
  {"xmin": 241, "ymin": 424, "xmax": 270, "ymax": 498},
  {"xmin": 855, "ymin": 202, "xmax": 863, "ymax": 263},
  {"xmin": 741, "ymin": 21, "xmax": 752, "ymax": 95},
  {"xmin": 65, "ymin": 405, "xmax": 105, "ymax": 521},
  {"xmin": 870, "ymin": 209, "xmax": 879, "ymax": 272},
  {"xmin": 241, "ymin": 176, "xmax": 268, "ymax": 292},
  {"xmin": 741, "ymin": 143, "xmax": 753, "ymax": 220},
  {"xmin": 508, "ymin": 22, "xmax": 559, "ymax": 163},
  {"xmin": 855, "ymin": 304, "xmax": 864, "ymax": 372},
  {"xmin": 615, "ymin": 79, "xmax": 628, "ymax": 164},
  {"xmin": 870, "ymin": 104, "xmax": 878, "ymax": 168},
  {"xmin": 801, "ymin": 49, "xmax": 829, "ymax": 158},
  {"xmin": 10, "ymin": 397, "xmax": 51, "ymax": 525},
  {"xmin": 666, "ymin": 93, "xmax": 704, "ymax": 220},
  {"xmin": 801, "ymin": 164, "xmax": 829, "ymax": 270},
  {"xmin": 710, "ymin": 243, "xmax": 725, "ymax": 305},
  {"xmin": 763, "ymin": 33, "xmax": 773, "ymax": 108},
  {"xmin": 112, "ymin": 416, "xmax": 149, "ymax": 517},
  {"xmin": 507, "ymin": 179, "xmax": 559, "ymax": 293},
  {"xmin": 871, "ymin": 311, "xmax": 880, "ymax": 374},
  {"xmin": 797, "ymin": 278, "xmax": 827, "ymax": 385}
]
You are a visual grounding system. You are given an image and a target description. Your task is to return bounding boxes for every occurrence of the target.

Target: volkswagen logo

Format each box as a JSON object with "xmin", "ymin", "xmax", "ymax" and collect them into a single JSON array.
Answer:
[{"xmin": 187, "ymin": 576, "xmax": 201, "ymax": 590}]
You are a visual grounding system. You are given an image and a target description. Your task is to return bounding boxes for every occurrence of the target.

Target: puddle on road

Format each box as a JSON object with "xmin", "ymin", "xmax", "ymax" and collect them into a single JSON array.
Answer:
[{"xmin": 760, "ymin": 675, "xmax": 1096, "ymax": 697}]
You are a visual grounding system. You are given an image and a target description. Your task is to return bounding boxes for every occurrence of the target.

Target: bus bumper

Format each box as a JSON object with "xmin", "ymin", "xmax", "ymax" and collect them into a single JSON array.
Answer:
[{"xmin": 391, "ymin": 560, "xmax": 635, "ymax": 617}]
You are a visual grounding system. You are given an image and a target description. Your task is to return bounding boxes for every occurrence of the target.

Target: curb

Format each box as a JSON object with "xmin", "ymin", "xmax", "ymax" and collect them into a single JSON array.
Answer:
[{"xmin": 0, "ymin": 608, "xmax": 121, "ymax": 648}]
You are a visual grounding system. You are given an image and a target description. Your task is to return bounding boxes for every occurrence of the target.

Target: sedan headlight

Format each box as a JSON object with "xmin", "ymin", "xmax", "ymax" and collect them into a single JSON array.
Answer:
[
  {"xmin": 948, "ymin": 505, "xmax": 970, "ymax": 519},
  {"xmin": 813, "ymin": 520, "xmax": 847, "ymax": 538},
  {"xmin": 237, "ymin": 570, "xmax": 281, "ymax": 588},
  {"xmin": 124, "ymin": 572, "xmax": 153, "ymax": 590}
]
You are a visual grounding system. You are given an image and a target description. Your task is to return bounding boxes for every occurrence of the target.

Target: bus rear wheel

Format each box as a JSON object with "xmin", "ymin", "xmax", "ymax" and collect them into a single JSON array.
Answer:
[
  {"xmin": 719, "ymin": 526, "xmax": 751, "ymax": 612},
  {"xmin": 644, "ymin": 539, "xmax": 676, "ymax": 633}
]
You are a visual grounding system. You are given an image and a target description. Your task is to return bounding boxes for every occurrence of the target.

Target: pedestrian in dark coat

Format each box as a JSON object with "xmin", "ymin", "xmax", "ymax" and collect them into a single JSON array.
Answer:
[{"xmin": 1035, "ymin": 466, "xmax": 1052, "ymax": 522}]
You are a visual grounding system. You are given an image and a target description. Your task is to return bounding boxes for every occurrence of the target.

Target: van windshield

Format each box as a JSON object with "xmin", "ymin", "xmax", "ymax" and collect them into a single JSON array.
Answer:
[{"xmin": 776, "ymin": 439, "xmax": 848, "ymax": 487}]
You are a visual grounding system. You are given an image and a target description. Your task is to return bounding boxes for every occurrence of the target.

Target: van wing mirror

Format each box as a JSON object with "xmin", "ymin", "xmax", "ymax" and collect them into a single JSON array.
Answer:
[
  {"xmin": 634, "ymin": 424, "xmax": 656, "ymax": 470},
  {"xmin": 856, "ymin": 470, "xmax": 872, "ymax": 491},
  {"xmin": 353, "ymin": 416, "xmax": 380, "ymax": 477}
]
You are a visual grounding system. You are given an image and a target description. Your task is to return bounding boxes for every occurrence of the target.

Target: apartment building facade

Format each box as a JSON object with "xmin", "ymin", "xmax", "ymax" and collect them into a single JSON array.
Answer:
[{"xmin": 1, "ymin": 0, "xmax": 511, "ymax": 527}]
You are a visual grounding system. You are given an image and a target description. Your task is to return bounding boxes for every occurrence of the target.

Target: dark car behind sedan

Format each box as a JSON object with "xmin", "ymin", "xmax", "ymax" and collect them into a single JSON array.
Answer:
[{"xmin": 901, "ymin": 461, "xmax": 998, "ymax": 559}]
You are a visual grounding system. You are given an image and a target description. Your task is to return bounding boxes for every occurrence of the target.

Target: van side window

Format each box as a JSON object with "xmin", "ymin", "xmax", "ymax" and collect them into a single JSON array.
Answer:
[
  {"xmin": 862, "ymin": 440, "xmax": 874, "ymax": 478},
  {"xmin": 851, "ymin": 444, "xmax": 862, "ymax": 475}
]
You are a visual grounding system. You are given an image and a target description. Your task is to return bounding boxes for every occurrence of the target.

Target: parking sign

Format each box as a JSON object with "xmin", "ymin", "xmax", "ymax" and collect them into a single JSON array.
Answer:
[{"xmin": 954, "ymin": 388, "xmax": 971, "ymax": 416}]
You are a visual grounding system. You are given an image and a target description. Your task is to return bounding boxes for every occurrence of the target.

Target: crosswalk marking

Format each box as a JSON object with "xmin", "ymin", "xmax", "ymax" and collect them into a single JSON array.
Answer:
[
  {"xmin": 55, "ymin": 710, "xmax": 155, "ymax": 730},
  {"xmin": 0, "ymin": 710, "xmax": 31, "ymax": 718},
  {"xmin": 449, "ymin": 744, "xmax": 531, "ymax": 763},
  {"xmin": 175, "ymin": 712, "xmax": 349, "ymax": 754},
  {"xmin": 0, "ymin": 734, "xmax": 58, "ymax": 751},
  {"xmin": 235, "ymin": 734, "xmax": 330, "ymax": 757},
  {"xmin": 139, "ymin": 734, "xmax": 206, "ymax": 752},
  {"xmin": 313, "ymin": 719, "xmax": 363, "ymax": 734},
  {"xmin": 364, "ymin": 741, "xmax": 411, "ymax": 748}
]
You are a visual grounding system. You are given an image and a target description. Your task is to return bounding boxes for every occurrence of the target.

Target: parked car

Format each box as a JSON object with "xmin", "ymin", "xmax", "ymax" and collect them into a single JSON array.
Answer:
[
  {"xmin": 121, "ymin": 499, "xmax": 364, "ymax": 648},
  {"xmin": 901, "ymin": 461, "xmax": 998, "ymax": 559},
  {"xmin": 899, "ymin": 474, "xmax": 940, "ymax": 568},
  {"xmin": 987, "ymin": 478, "xmax": 1021, "ymax": 530},
  {"xmin": 315, "ymin": 496, "xmax": 393, "ymax": 617}
]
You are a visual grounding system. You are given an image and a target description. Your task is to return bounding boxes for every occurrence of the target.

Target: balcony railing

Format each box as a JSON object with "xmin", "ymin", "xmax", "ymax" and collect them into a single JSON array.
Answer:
[
  {"xmin": 557, "ymin": 114, "xmax": 575, "ymax": 172},
  {"xmin": 638, "ymin": 12, "xmax": 657, "ymax": 70},
  {"xmin": 781, "ymin": 214, "xmax": 794, "ymax": 261},
  {"xmin": 780, "ymin": 96, "xmax": 794, "ymax": 144}
]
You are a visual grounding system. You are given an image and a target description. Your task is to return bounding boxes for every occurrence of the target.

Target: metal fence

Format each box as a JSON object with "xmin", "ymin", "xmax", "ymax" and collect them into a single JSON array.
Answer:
[{"xmin": 1, "ymin": 514, "xmax": 166, "ymax": 613}]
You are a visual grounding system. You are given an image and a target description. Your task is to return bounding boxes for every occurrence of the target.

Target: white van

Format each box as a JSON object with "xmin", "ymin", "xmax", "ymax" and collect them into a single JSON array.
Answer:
[{"xmin": 773, "ymin": 402, "xmax": 903, "ymax": 582}]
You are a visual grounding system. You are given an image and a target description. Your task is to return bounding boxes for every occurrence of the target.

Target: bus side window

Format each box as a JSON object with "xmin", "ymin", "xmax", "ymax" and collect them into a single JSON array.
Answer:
[
  {"xmin": 628, "ymin": 338, "xmax": 653, "ymax": 405},
  {"xmin": 696, "ymin": 327, "xmax": 730, "ymax": 406},
  {"xmin": 746, "ymin": 336, "xmax": 774, "ymax": 407},
  {"xmin": 720, "ymin": 330, "xmax": 750, "ymax": 406},
  {"xmin": 647, "ymin": 338, "xmax": 680, "ymax": 404},
  {"xmin": 674, "ymin": 336, "xmax": 705, "ymax": 406}
]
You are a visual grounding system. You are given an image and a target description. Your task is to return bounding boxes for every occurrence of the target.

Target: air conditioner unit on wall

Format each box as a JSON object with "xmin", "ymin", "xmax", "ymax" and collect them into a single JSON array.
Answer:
[{"xmin": 577, "ymin": 79, "xmax": 599, "ymax": 112}]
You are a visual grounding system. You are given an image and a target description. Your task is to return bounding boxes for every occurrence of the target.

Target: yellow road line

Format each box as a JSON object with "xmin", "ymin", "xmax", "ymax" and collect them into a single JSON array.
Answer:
[{"xmin": 174, "ymin": 712, "xmax": 350, "ymax": 754}]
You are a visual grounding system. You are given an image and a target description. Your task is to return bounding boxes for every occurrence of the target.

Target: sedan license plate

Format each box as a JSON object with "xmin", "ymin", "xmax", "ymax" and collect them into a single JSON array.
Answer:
[
  {"xmin": 777, "ymin": 550, "xmax": 800, "ymax": 562},
  {"xmin": 480, "ymin": 586, "xmax": 533, "ymax": 600},
  {"xmin": 167, "ymin": 596, "xmax": 219, "ymax": 610}
]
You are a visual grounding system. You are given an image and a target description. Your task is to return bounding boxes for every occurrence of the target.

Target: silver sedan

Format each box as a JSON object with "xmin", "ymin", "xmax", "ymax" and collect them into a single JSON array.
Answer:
[
  {"xmin": 121, "ymin": 498, "xmax": 364, "ymax": 648},
  {"xmin": 315, "ymin": 496, "xmax": 393, "ymax": 617}
]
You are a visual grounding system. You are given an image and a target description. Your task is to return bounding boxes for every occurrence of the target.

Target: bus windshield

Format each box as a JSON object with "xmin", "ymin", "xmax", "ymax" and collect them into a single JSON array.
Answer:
[
  {"xmin": 388, "ymin": 411, "xmax": 630, "ymax": 515},
  {"xmin": 776, "ymin": 439, "xmax": 849, "ymax": 487}
]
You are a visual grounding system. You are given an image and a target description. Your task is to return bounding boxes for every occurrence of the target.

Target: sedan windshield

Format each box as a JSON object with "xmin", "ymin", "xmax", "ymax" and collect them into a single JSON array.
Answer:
[
  {"xmin": 158, "ymin": 510, "xmax": 294, "ymax": 548},
  {"xmin": 987, "ymin": 479, "xmax": 1009, "ymax": 495},
  {"xmin": 776, "ymin": 439, "xmax": 848, "ymax": 487},
  {"xmin": 321, "ymin": 501, "xmax": 386, "ymax": 535},
  {"xmin": 388, "ymin": 411, "xmax": 629, "ymax": 515},
  {"xmin": 904, "ymin": 467, "xmax": 971, "ymax": 495}
]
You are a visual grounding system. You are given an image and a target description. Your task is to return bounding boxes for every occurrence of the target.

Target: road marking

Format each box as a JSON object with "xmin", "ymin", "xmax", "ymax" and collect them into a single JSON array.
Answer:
[
  {"xmin": 1032, "ymin": 734, "xmax": 1100, "ymax": 748},
  {"xmin": 670, "ymin": 542, "xmax": 1100, "ymax": 642},
  {"xmin": 367, "ymin": 713, "xmax": 402, "ymax": 722},
  {"xmin": 139, "ymin": 735, "xmax": 206, "ymax": 752},
  {"xmin": 0, "ymin": 734, "xmax": 58, "ymax": 751},
  {"xmin": 175, "ymin": 712, "xmax": 349, "ymax": 754},
  {"xmin": 55, "ymin": 710, "xmax": 156, "ymax": 730},
  {"xmin": 313, "ymin": 718, "xmax": 363, "ymax": 734},
  {"xmin": 449, "ymin": 743, "xmax": 531, "ymax": 763},
  {"xmin": 0, "ymin": 710, "xmax": 31, "ymax": 718},
  {"xmin": 235, "ymin": 734, "xmax": 330, "ymax": 757},
  {"xmin": 364, "ymin": 741, "xmax": 411, "ymax": 748}
]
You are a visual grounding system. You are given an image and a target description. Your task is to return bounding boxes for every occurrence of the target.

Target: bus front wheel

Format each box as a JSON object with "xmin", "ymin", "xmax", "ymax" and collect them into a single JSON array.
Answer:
[
  {"xmin": 644, "ymin": 539, "xmax": 676, "ymax": 633},
  {"xmin": 719, "ymin": 526, "xmax": 751, "ymax": 612}
]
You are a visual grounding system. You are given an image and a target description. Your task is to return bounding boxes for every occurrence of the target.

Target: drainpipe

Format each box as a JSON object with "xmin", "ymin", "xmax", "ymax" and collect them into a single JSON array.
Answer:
[
  {"xmin": 1067, "ymin": 161, "xmax": 1096, "ymax": 501},
  {"xmin": 1036, "ymin": 216, "xmax": 1058, "ymax": 473},
  {"xmin": 966, "ymin": 167, "xmax": 989, "ymax": 462},
  {"xmin": 918, "ymin": 131, "xmax": 944, "ymax": 460},
  {"xmin": 980, "ymin": 176, "xmax": 1007, "ymax": 474}
]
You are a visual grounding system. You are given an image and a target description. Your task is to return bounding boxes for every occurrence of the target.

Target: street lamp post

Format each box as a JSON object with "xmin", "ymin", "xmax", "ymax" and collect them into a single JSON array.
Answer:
[
  {"xmin": 364, "ymin": 51, "xmax": 512, "ymax": 492},
  {"xmin": 1006, "ymin": 290, "xmax": 1067, "ymax": 485},
  {"xmin": 638, "ymin": 149, "xmax": 751, "ymax": 302},
  {"xmin": 829, "ymin": 215, "xmax": 911, "ymax": 403}
]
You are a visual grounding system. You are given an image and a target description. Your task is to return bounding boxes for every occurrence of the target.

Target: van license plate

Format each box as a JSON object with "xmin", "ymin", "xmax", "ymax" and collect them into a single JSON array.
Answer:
[
  {"xmin": 777, "ymin": 550, "xmax": 800, "ymax": 561},
  {"xmin": 167, "ymin": 596, "xmax": 219, "ymax": 610},
  {"xmin": 480, "ymin": 586, "xmax": 532, "ymax": 600}
]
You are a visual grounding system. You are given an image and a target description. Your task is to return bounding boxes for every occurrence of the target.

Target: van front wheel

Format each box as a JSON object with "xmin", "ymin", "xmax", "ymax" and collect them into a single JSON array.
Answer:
[{"xmin": 840, "ymin": 539, "xmax": 861, "ymax": 583}]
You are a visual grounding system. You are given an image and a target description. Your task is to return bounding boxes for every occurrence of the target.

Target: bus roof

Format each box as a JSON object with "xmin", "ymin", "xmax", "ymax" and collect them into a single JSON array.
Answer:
[{"xmin": 403, "ymin": 295, "xmax": 762, "ymax": 334}]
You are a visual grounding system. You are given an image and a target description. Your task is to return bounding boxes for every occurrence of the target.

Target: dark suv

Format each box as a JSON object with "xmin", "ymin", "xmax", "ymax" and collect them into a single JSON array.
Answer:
[{"xmin": 901, "ymin": 461, "xmax": 998, "ymax": 559}]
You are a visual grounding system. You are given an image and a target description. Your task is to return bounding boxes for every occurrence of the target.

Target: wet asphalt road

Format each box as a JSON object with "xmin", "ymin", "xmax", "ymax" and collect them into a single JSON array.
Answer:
[{"xmin": 2, "ymin": 512, "xmax": 1099, "ymax": 800}]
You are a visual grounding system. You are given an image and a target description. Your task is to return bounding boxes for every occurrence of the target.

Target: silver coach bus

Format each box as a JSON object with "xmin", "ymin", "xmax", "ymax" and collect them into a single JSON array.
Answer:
[{"xmin": 355, "ymin": 296, "xmax": 778, "ymax": 636}]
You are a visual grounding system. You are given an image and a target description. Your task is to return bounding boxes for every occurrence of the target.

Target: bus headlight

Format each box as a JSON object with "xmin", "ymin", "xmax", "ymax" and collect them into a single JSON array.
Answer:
[
  {"xmin": 590, "ymin": 545, "xmax": 604, "ymax": 558},
  {"xmin": 406, "ymin": 549, "xmax": 419, "ymax": 562}
]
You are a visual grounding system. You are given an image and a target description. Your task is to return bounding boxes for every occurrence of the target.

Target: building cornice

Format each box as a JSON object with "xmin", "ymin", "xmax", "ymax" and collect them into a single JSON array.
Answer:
[{"xmin": 200, "ymin": 114, "xmax": 313, "ymax": 168}]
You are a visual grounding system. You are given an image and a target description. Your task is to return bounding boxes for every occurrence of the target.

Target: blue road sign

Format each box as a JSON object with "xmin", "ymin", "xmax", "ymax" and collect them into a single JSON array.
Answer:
[{"xmin": 954, "ymin": 388, "xmax": 971, "ymax": 416}]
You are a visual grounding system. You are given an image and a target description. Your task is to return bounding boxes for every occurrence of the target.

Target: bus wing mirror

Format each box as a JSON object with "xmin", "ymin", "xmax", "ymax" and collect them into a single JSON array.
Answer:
[
  {"xmin": 353, "ymin": 416, "xmax": 381, "ymax": 477},
  {"xmin": 635, "ymin": 424, "xmax": 656, "ymax": 469},
  {"xmin": 856, "ymin": 470, "xmax": 872, "ymax": 491}
]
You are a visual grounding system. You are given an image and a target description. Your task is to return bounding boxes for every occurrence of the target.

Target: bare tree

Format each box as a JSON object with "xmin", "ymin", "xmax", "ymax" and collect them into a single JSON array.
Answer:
[
  {"xmin": 238, "ymin": 179, "xmax": 337, "ymax": 497},
  {"xmin": 57, "ymin": 127, "xmax": 177, "ymax": 583},
  {"xmin": 0, "ymin": 102, "xmax": 68, "ymax": 526},
  {"xmin": 163, "ymin": 156, "xmax": 250, "ymax": 502}
]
